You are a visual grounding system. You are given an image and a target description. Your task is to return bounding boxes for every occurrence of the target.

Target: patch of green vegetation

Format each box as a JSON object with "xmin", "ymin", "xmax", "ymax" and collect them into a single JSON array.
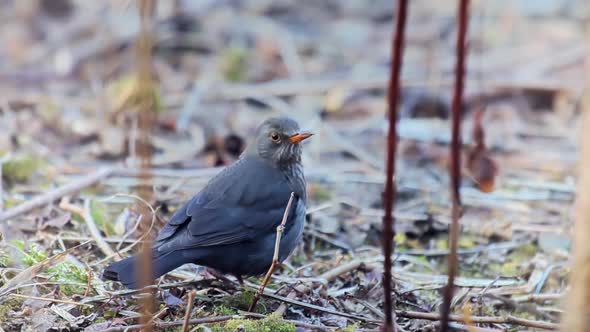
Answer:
[
  {"xmin": 0, "ymin": 297, "xmax": 23, "ymax": 322},
  {"xmin": 90, "ymin": 200, "xmax": 115, "ymax": 236},
  {"xmin": 311, "ymin": 184, "xmax": 332, "ymax": 203},
  {"xmin": 93, "ymin": 317, "xmax": 106, "ymax": 325},
  {"xmin": 394, "ymin": 232, "xmax": 408, "ymax": 250},
  {"xmin": 13, "ymin": 241, "xmax": 89, "ymax": 296},
  {"xmin": 344, "ymin": 323, "xmax": 359, "ymax": 332},
  {"xmin": 485, "ymin": 261, "xmax": 518, "ymax": 277},
  {"xmin": 0, "ymin": 248, "xmax": 10, "ymax": 268},
  {"xmin": 223, "ymin": 289, "xmax": 267, "ymax": 313},
  {"xmin": 214, "ymin": 304, "xmax": 237, "ymax": 316},
  {"xmin": 509, "ymin": 243, "xmax": 537, "ymax": 260},
  {"xmin": 107, "ymin": 74, "xmax": 162, "ymax": 113},
  {"xmin": 212, "ymin": 313, "xmax": 295, "ymax": 332},
  {"xmin": 221, "ymin": 46, "xmax": 248, "ymax": 82},
  {"xmin": 47, "ymin": 263, "xmax": 89, "ymax": 296},
  {"xmin": 3, "ymin": 197, "xmax": 23, "ymax": 209},
  {"xmin": 435, "ymin": 238, "xmax": 448, "ymax": 250},
  {"xmin": 289, "ymin": 253, "xmax": 305, "ymax": 266},
  {"xmin": 458, "ymin": 236, "xmax": 476, "ymax": 248},
  {"xmin": 13, "ymin": 241, "xmax": 47, "ymax": 266},
  {"xmin": 3, "ymin": 154, "xmax": 41, "ymax": 183}
]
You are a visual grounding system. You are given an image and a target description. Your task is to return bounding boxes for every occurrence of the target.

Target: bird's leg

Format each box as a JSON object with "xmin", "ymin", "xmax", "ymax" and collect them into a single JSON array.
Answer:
[
  {"xmin": 205, "ymin": 268, "xmax": 237, "ymax": 287},
  {"xmin": 234, "ymin": 274, "xmax": 245, "ymax": 286}
]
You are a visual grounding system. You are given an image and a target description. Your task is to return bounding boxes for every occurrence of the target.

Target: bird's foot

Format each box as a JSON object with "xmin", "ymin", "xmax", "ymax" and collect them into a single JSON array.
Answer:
[{"xmin": 204, "ymin": 268, "xmax": 241, "ymax": 288}]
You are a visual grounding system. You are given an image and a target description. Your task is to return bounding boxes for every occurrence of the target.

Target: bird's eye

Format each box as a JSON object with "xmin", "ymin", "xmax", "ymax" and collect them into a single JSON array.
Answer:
[{"xmin": 270, "ymin": 131, "xmax": 281, "ymax": 143}]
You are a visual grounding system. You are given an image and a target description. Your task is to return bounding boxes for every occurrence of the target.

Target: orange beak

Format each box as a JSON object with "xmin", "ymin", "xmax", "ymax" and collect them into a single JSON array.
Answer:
[{"xmin": 289, "ymin": 132, "xmax": 314, "ymax": 144}]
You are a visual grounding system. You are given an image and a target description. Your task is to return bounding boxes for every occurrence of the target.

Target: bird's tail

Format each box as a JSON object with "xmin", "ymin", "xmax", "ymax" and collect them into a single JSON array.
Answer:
[{"xmin": 102, "ymin": 251, "xmax": 183, "ymax": 289}]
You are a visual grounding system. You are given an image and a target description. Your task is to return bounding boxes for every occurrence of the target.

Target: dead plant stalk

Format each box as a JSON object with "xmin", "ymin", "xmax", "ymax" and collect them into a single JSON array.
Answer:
[
  {"xmin": 382, "ymin": 0, "xmax": 409, "ymax": 331},
  {"xmin": 182, "ymin": 290, "xmax": 197, "ymax": 332},
  {"xmin": 561, "ymin": 20, "xmax": 590, "ymax": 332},
  {"xmin": 440, "ymin": 1, "xmax": 469, "ymax": 331},
  {"xmin": 136, "ymin": 0, "xmax": 157, "ymax": 331}
]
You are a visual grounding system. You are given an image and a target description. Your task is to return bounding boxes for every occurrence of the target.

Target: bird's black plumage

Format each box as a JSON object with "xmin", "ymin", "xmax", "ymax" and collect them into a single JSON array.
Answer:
[{"xmin": 103, "ymin": 117, "xmax": 311, "ymax": 288}]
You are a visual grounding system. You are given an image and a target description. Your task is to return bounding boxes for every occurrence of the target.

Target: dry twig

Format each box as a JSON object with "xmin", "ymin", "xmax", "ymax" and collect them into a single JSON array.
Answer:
[
  {"xmin": 182, "ymin": 290, "xmax": 197, "ymax": 332},
  {"xmin": 248, "ymin": 192, "xmax": 296, "ymax": 312},
  {"xmin": 59, "ymin": 197, "xmax": 117, "ymax": 258}
]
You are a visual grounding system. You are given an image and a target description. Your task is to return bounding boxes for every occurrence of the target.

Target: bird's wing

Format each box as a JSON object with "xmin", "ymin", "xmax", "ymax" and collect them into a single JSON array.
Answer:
[{"xmin": 154, "ymin": 156, "xmax": 299, "ymax": 249}]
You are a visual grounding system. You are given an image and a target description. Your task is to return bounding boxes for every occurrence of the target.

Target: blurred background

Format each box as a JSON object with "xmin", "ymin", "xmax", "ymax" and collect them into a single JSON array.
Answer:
[{"xmin": 0, "ymin": 0, "xmax": 585, "ymax": 330}]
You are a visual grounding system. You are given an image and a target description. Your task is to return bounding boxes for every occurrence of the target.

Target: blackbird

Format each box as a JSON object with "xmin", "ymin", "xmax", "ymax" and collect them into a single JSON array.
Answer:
[{"xmin": 103, "ymin": 117, "xmax": 312, "ymax": 288}]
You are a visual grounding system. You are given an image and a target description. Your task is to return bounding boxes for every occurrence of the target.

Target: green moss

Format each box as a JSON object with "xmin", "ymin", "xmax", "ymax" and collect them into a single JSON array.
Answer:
[
  {"xmin": 12, "ymin": 241, "xmax": 47, "ymax": 266},
  {"xmin": 12, "ymin": 241, "xmax": 89, "ymax": 295},
  {"xmin": 214, "ymin": 305, "xmax": 237, "ymax": 316},
  {"xmin": 224, "ymin": 289, "xmax": 267, "ymax": 313},
  {"xmin": 0, "ymin": 297, "xmax": 23, "ymax": 322},
  {"xmin": 47, "ymin": 263, "xmax": 89, "ymax": 296},
  {"xmin": 107, "ymin": 74, "xmax": 162, "ymax": 113},
  {"xmin": 90, "ymin": 200, "xmax": 115, "ymax": 236},
  {"xmin": 394, "ymin": 232, "xmax": 407, "ymax": 249},
  {"xmin": 93, "ymin": 317, "xmax": 106, "ymax": 324},
  {"xmin": 0, "ymin": 248, "xmax": 10, "ymax": 268},
  {"xmin": 458, "ymin": 237, "xmax": 476, "ymax": 248},
  {"xmin": 435, "ymin": 238, "xmax": 448, "ymax": 250},
  {"xmin": 212, "ymin": 313, "xmax": 295, "ymax": 332},
  {"xmin": 3, "ymin": 197, "xmax": 22, "ymax": 209},
  {"xmin": 311, "ymin": 184, "xmax": 332, "ymax": 203},
  {"xmin": 221, "ymin": 47, "xmax": 247, "ymax": 82},
  {"xmin": 3, "ymin": 155, "xmax": 41, "ymax": 183},
  {"xmin": 509, "ymin": 244, "xmax": 537, "ymax": 260},
  {"xmin": 344, "ymin": 323, "xmax": 359, "ymax": 332}
]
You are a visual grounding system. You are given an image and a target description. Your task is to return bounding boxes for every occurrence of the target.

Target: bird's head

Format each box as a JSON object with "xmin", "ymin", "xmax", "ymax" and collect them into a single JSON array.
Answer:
[{"xmin": 246, "ymin": 117, "xmax": 313, "ymax": 166}]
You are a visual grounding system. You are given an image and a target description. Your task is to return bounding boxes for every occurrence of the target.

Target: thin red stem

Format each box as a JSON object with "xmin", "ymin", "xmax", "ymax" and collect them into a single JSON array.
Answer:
[
  {"xmin": 440, "ymin": 1, "xmax": 469, "ymax": 331},
  {"xmin": 382, "ymin": 1, "xmax": 409, "ymax": 331}
]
